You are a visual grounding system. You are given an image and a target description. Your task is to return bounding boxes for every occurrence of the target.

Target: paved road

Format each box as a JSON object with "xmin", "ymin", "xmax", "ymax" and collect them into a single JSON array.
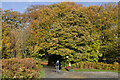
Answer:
[
  {"xmin": 43, "ymin": 66, "xmax": 119, "ymax": 78},
  {"xmin": 43, "ymin": 66, "xmax": 66, "ymax": 78}
]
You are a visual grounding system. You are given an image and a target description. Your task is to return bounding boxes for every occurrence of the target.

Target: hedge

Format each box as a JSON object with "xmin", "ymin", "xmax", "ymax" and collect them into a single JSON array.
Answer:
[
  {"xmin": 2, "ymin": 58, "xmax": 43, "ymax": 78},
  {"xmin": 62, "ymin": 61, "xmax": 120, "ymax": 71}
]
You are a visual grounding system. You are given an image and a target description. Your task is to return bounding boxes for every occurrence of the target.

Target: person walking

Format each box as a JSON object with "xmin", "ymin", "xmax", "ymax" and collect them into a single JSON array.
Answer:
[
  {"xmin": 68, "ymin": 62, "xmax": 71, "ymax": 71},
  {"xmin": 56, "ymin": 60, "xmax": 59, "ymax": 72}
]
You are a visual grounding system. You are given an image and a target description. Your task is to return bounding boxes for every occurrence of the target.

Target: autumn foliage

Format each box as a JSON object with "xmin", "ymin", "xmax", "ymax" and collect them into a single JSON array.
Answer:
[
  {"xmin": 2, "ymin": 58, "xmax": 42, "ymax": 78},
  {"xmin": 70, "ymin": 61, "xmax": 120, "ymax": 71},
  {"xmin": 1, "ymin": 2, "xmax": 119, "ymax": 67}
]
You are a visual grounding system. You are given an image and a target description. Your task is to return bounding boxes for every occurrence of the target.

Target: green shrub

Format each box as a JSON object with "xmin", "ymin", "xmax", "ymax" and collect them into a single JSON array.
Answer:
[
  {"xmin": 84, "ymin": 61, "xmax": 88, "ymax": 69},
  {"xmin": 79, "ymin": 62, "xmax": 83, "ymax": 69},
  {"xmin": 91, "ymin": 62, "xmax": 95, "ymax": 69},
  {"xmin": 96, "ymin": 63, "xmax": 101, "ymax": 69},
  {"xmin": 113, "ymin": 62, "xmax": 119, "ymax": 70},
  {"xmin": 114, "ymin": 62, "xmax": 119, "ymax": 65},
  {"xmin": 72, "ymin": 64, "xmax": 76, "ymax": 69},
  {"xmin": 106, "ymin": 64, "xmax": 110, "ymax": 70},
  {"xmin": 111, "ymin": 65, "xmax": 115, "ymax": 70},
  {"xmin": 71, "ymin": 61, "xmax": 119, "ymax": 71},
  {"xmin": 61, "ymin": 61, "xmax": 65, "ymax": 68},
  {"xmin": 76, "ymin": 63, "xmax": 79, "ymax": 68}
]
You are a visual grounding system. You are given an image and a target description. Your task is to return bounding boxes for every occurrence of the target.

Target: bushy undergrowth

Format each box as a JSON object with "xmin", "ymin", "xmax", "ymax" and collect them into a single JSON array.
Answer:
[
  {"xmin": 62, "ymin": 61, "xmax": 120, "ymax": 71},
  {"xmin": 2, "ymin": 58, "xmax": 43, "ymax": 78}
]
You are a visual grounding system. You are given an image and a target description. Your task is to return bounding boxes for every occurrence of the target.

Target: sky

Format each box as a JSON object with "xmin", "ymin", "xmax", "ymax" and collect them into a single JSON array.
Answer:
[
  {"xmin": 1, "ymin": 0, "xmax": 119, "ymax": 2},
  {"xmin": 1, "ymin": 0, "xmax": 119, "ymax": 13}
]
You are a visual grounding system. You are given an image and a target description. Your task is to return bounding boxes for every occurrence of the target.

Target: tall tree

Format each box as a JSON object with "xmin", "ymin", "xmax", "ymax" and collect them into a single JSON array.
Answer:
[{"xmin": 48, "ymin": 11, "xmax": 94, "ymax": 63}]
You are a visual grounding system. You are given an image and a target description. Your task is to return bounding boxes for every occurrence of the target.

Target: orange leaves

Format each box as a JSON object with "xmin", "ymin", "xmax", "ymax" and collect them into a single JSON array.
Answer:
[
  {"xmin": 32, "ymin": 20, "xmax": 38, "ymax": 24},
  {"xmin": 1, "ymin": 2, "xmax": 119, "ymax": 64},
  {"xmin": 6, "ymin": 43, "xmax": 11, "ymax": 49},
  {"xmin": 2, "ymin": 58, "xmax": 41, "ymax": 78}
]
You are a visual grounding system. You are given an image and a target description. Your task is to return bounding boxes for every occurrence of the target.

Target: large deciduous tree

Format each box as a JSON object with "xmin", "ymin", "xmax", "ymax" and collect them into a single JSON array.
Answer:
[{"xmin": 48, "ymin": 11, "xmax": 95, "ymax": 63}]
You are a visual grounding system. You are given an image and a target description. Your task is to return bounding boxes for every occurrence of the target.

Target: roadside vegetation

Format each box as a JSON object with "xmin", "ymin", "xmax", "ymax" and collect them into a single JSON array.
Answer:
[
  {"xmin": 74, "ymin": 69, "xmax": 119, "ymax": 73},
  {"xmin": 1, "ymin": 2, "xmax": 119, "ymax": 78},
  {"xmin": 2, "ymin": 58, "xmax": 44, "ymax": 78}
]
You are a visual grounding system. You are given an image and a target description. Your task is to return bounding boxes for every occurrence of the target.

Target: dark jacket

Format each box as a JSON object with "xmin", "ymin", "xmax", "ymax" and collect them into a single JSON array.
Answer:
[{"xmin": 56, "ymin": 62, "xmax": 59, "ymax": 66}]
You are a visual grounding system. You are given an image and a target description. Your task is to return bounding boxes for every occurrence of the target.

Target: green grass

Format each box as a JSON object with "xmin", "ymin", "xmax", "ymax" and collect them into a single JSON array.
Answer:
[
  {"xmin": 38, "ymin": 65, "xmax": 45, "ymax": 78},
  {"xmin": 38, "ymin": 70, "xmax": 45, "ymax": 78},
  {"xmin": 0, "ymin": 73, "xmax": 1, "ymax": 78},
  {"xmin": 34, "ymin": 58, "xmax": 45, "ymax": 78},
  {"xmin": 74, "ymin": 69, "xmax": 119, "ymax": 73}
]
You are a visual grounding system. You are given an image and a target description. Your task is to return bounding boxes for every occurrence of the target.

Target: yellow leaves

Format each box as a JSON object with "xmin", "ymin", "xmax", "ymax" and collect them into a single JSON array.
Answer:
[
  {"xmin": 39, "ymin": 43, "xmax": 45, "ymax": 47},
  {"xmin": 39, "ymin": 54, "xmax": 42, "ymax": 56},
  {"xmin": 6, "ymin": 43, "xmax": 11, "ymax": 48},
  {"xmin": 99, "ymin": 53, "xmax": 102, "ymax": 57},
  {"xmin": 32, "ymin": 20, "xmax": 38, "ymax": 25},
  {"xmin": 97, "ymin": 13, "xmax": 100, "ymax": 17},
  {"xmin": 34, "ymin": 45, "xmax": 40, "ymax": 53},
  {"xmin": 5, "ymin": 36, "xmax": 10, "ymax": 41},
  {"xmin": 39, "ymin": 10, "xmax": 44, "ymax": 14},
  {"xmin": 96, "ymin": 50, "xmax": 99, "ymax": 54},
  {"xmin": 103, "ymin": 17, "xmax": 107, "ymax": 20}
]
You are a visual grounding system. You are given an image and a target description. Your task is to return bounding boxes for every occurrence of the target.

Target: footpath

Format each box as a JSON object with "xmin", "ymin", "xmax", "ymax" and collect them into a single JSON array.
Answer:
[{"xmin": 43, "ymin": 66, "xmax": 118, "ymax": 78}]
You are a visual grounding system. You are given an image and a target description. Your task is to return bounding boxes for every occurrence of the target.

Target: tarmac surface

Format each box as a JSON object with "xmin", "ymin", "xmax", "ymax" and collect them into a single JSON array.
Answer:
[{"xmin": 43, "ymin": 66, "xmax": 119, "ymax": 78}]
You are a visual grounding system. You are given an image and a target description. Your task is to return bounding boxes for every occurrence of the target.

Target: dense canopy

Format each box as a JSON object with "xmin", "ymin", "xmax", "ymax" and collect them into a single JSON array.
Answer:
[{"xmin": 1, "ymin": 2, "xmax": 119, "ymax": 64}]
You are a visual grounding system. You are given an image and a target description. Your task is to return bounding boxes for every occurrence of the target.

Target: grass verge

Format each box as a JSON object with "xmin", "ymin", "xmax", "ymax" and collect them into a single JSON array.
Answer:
[{"xmin": 74, "ymin": 69, "xmax": 119, "ymax": 73}]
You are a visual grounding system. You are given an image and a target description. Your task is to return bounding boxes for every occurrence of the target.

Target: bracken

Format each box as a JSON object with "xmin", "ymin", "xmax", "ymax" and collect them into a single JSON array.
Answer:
[{"xmin": 2, "ymin": 58, "xmax": 42, "ymax": 78}]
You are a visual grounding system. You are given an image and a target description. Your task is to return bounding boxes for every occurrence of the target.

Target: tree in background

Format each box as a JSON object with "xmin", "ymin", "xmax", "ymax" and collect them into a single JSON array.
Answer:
[
  {"xmin": 2, "ymin": 10, "xmax": 30, "ymax": 58},
  {"xmin": 85, "ymin": 3, "xmax": 118, "ymax": 63},
  {"xmin": 1, "ymin": 2, "xmax": 119, "ymax": 64}
]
